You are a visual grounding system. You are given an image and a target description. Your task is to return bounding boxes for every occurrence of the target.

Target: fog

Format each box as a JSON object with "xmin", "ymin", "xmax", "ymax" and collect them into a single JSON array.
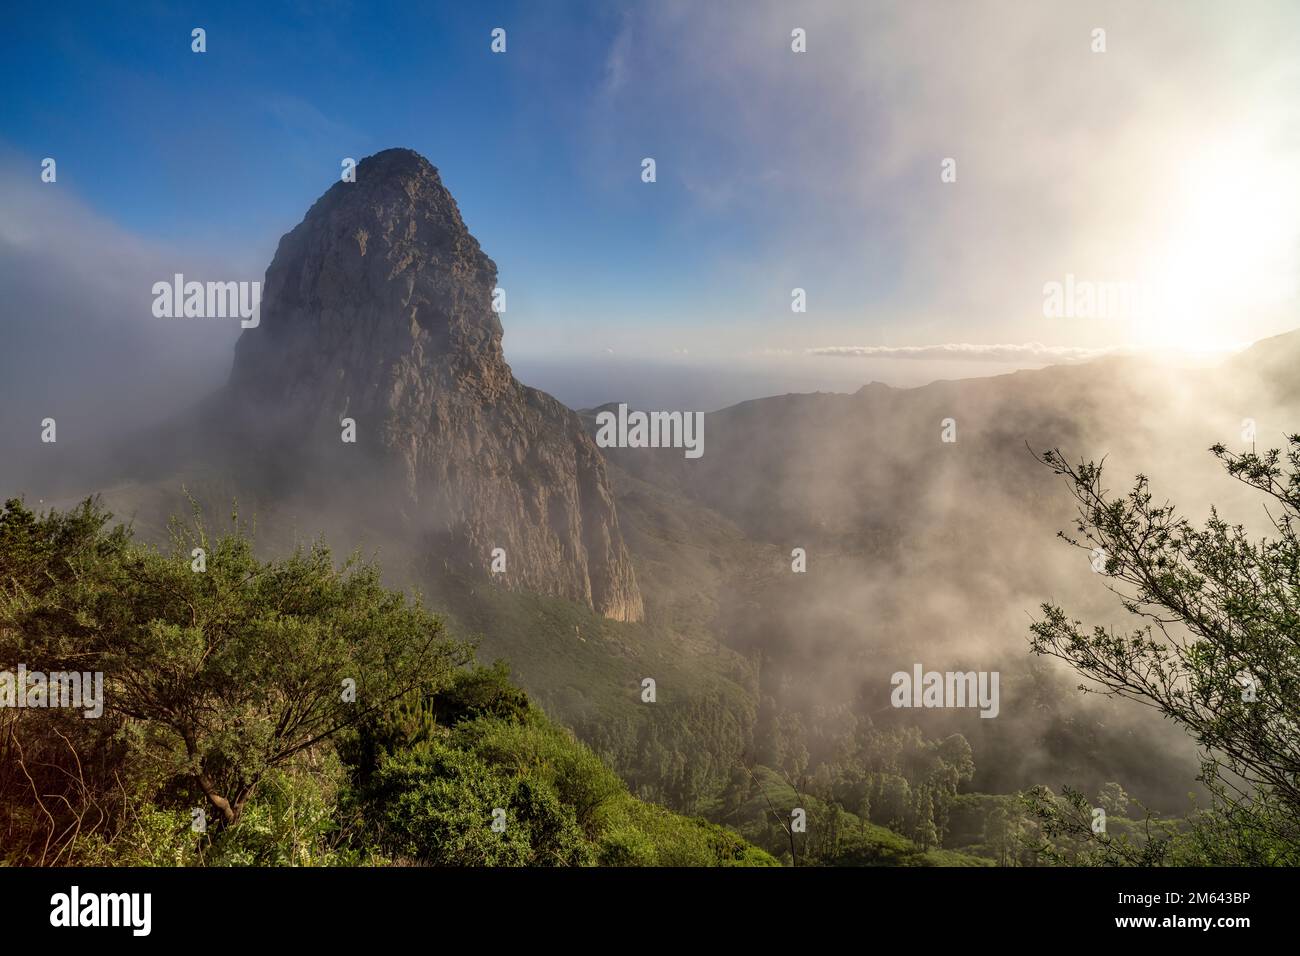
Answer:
[
  {"xmin": 598, "ymin": 339, "xmax": 1300, "ymax": 808},
  {"xmin": 0, "ymin": 155, "xmax": 250, "ymax": 495},
  {"xmin": 4, "ymin": 148, "xmax": 1298, "ymax": 821}
]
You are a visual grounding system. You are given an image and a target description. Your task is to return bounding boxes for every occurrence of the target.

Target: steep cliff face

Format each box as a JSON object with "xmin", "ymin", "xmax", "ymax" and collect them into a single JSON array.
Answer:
[{"xmin": 228, "ymin": 148, "xmax": 643, "ymax": 621}]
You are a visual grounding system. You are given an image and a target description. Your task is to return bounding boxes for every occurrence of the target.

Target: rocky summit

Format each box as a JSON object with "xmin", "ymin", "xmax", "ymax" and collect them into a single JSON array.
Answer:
[{"xmin": 227, "ymin": 148, "xmax": 643, "ymax": 621}]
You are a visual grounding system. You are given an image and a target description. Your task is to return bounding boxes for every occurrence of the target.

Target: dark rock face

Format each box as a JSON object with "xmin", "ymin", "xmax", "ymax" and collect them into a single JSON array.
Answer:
[{"xmin": 229, "ymin": 148, "xmax": 643, "ymax": 621}]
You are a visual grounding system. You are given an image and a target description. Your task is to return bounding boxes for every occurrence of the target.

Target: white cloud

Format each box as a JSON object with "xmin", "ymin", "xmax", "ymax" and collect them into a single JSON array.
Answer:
[
  {"xmin": 0, "ymin": 149, "xmax": 248, "ymax": 443},
  {"xmin": 586, "ymin": 1, "xmax": 1300, "ymax": 352},
  {"xmin": 808, "ymin": 343, "xmax": 1113, "ymax": 363}
]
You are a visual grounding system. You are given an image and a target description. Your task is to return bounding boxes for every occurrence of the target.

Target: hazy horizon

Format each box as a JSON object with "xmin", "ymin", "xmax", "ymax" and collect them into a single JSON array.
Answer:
[{"xmin": 5, "ymin": 0, "xmax": 1299, "ymax": 430}]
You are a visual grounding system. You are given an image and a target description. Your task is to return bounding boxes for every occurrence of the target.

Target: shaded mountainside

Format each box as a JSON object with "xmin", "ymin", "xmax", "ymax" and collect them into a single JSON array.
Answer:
[{"xmin": 585, "ymin": 334, "xmax": 1300, "ymax": 806}]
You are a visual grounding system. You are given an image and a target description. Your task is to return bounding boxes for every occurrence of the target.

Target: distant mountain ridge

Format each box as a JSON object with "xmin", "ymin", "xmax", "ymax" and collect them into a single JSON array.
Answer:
[{"xmin": 583, "ymin": 330, "xmax": 1300, "ymax": 801}]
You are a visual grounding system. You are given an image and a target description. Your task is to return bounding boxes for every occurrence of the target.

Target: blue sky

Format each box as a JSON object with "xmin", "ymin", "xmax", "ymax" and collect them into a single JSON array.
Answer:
[
  {"xmin": 3, "ymin": 0, "xmax": 1299, "ymax": 383},
  {"xmin": 3, "ymin": 0, "xmax": 898, "ymax": 360},
  {"xmin": 1, "ymin": 3, "xmax": 689, "ymax": 305}
]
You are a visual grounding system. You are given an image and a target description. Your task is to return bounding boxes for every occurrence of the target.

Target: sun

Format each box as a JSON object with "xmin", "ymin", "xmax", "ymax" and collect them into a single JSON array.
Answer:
[{"xmin": 1135, "ymin": 136, "xmax": 1300, "ymax": 354}]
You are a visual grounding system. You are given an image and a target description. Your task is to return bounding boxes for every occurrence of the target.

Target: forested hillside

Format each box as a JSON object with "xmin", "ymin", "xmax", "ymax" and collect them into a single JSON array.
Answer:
[{"xmin": 0, "ymin": 497, "xmax": 775, "ymax": 867}]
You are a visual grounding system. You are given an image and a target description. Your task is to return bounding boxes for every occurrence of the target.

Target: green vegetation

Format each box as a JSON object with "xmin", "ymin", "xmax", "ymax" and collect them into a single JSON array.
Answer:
[
  {"xmin": 0, "ymin": 497, "xmax": 774, "ymax": 867},
  {"xmin": 420, "ymin": 568, "xmax": 759, "ymax": 815},
  {"xmin": 12, "ymin": 428, "xmax": 1293, "ymax": 867},
  {"xmin": 423, "ymin": 568, "xmax": 999, "ymax": 865},
  {"xmin": 1027, "ymin": 437, "xmax": 1300, "ymax": 865},
  {"xmin": 418, "ymin": 544, "xmax": 1126, "ymax": 866}
]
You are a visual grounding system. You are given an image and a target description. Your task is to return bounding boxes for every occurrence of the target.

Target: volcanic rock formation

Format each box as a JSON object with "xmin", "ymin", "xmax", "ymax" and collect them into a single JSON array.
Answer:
[{"xmin": 227, "ymin": 148, "xmax": 643, "ymax": 621}]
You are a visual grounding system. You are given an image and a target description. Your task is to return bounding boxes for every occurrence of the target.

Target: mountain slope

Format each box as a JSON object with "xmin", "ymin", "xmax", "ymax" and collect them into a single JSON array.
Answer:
[{"xmin": 586, "ymin": 337, "xmax": 1300, "ymax": 806}]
